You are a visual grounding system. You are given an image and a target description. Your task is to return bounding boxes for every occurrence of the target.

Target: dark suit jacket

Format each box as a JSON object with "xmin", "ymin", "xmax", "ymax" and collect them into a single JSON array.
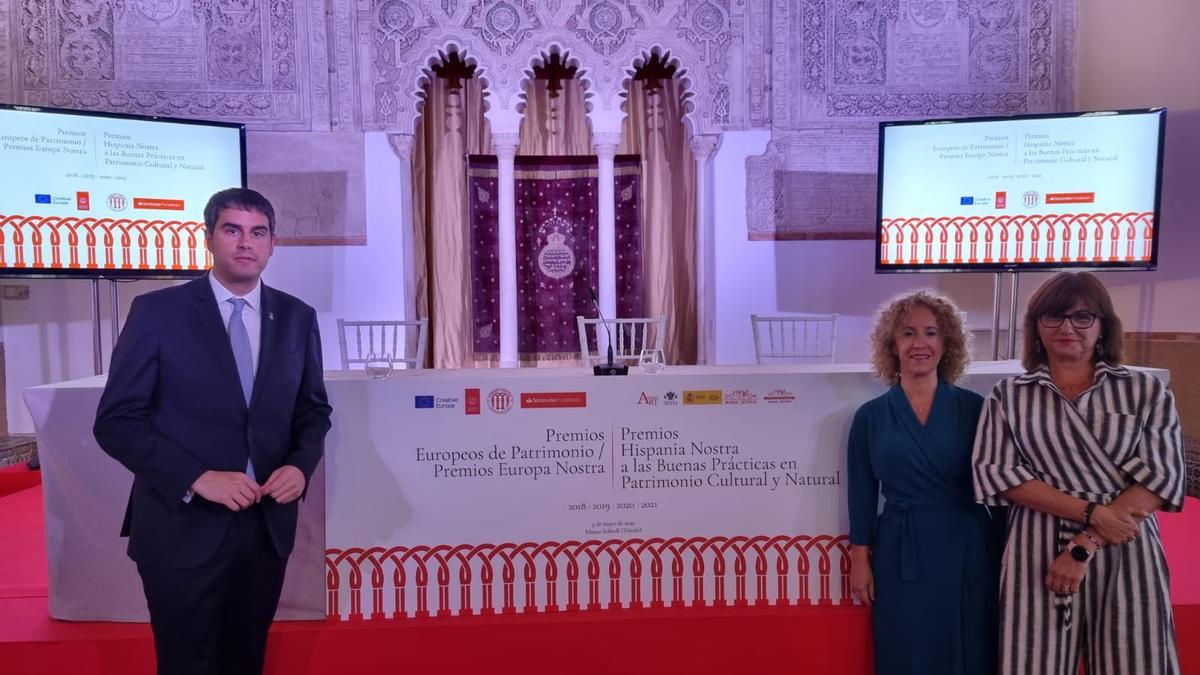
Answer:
[{"xmin": 94, "ymin": 275, "xmax": 332, "ymax": 568}]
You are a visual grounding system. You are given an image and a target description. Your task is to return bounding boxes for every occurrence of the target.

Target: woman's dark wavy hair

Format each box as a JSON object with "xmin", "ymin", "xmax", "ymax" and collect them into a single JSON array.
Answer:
[{"xmin": 1022, "ymin": 271, "xmax": 1123, "ymax": 371}]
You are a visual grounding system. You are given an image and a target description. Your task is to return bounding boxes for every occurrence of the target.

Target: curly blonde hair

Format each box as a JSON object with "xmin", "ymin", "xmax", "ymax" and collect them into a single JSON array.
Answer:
[{"xmin": 869, "ymin": 289, "xmax": 973, "ymax": 385}]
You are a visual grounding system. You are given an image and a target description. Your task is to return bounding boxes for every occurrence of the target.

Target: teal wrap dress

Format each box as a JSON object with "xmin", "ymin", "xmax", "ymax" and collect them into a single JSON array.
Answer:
[{"xmin": 847, "ymin": 381, "xmax": 1001, "ymax": 675}]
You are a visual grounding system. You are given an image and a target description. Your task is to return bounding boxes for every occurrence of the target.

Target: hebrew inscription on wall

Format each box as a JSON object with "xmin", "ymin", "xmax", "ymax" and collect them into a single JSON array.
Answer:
[
  {"xmin": 11, "ymin": 0, "xmax": 331, "ymax": 131},
  {"xmin": 246, "ymin": 131, "xmax": 366, "ymax": 245},
  {"xmin": 746, "ymin": 0, "xmax": 1076, "ymax": 240},
  {"xmin": 0, "ymin": 6, "xmax": 13, "ymax": 101}
]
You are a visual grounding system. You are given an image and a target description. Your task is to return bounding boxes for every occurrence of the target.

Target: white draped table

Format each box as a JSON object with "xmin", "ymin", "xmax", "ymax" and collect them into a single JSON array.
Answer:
[{"xmin": 27, "ymin": 362, "xmax": 1057, "ymax": 621}]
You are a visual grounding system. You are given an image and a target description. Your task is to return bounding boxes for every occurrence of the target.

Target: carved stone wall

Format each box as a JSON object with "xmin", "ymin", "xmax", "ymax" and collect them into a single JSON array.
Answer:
[
  {"xmin": 745, "ymin": 0, "xmax": 1078, "ymax": 240},
  {"xmin": 0, "ymin": 5, "xmax": 13, "ymax": 102},
  {"xmin": 10, "ymin": 0, "xmax": 332, "ymax": 131},
  {"xmin": 4, "ymin": 1, "xmax": 740, "ymax": 135},
  {"xmin": 3, "ymin": 1, "xmax": 1075, "ymax": 135},
  {"xmin": 359, "ymin": 0, "xmax": 735, "ymax": 135},
  {"xmin": 2, "ymin": 1, "xmax": 1077, "ymax": 243},
  {"xmin": 246, "ymin": 130, "xmax": 366, "ymax": 244}
]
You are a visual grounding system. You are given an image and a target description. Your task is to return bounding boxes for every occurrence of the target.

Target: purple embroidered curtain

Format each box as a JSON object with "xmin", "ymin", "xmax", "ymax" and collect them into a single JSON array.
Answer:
[{"xmin": 468, "ymin": 155, "xmax": 643, "ymax": 361}]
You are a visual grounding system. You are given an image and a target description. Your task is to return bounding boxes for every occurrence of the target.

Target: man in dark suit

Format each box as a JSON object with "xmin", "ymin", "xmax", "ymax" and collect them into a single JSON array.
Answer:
[{"xmin": 94, "ymin": 187, "xmax": 332, "ymax": 675}]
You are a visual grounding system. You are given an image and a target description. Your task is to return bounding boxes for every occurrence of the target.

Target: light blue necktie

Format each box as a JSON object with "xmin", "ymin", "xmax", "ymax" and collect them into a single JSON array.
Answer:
[{"xmin": 228, "ymin": 298, "xmax": 257, "ymax": 481}]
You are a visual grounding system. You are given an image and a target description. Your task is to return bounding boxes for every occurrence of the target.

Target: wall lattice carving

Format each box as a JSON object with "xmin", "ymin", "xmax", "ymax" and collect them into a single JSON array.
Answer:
[
  {"xmin": 2, "ymin": 0, "xmax": 1077, "ymax": 244},
  {"xmin": 1, "ymin": 1, "xmax": 735, "ymax": 133},
  {"xmin": 3, "ymin": 1, "xmax": 1073, "ymax": 136},
  {"xmin": 11, "ymin": 0, "xmax": 327, "ymax": 130},
  {"xmin": 746, "ymin": 0, "xmax": 1077, "ymax": 241}
]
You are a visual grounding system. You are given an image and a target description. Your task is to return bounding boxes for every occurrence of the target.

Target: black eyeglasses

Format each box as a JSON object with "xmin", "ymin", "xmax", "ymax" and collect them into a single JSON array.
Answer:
[{"xmin": 1039, "ymin": 311, "xmax": 1099, "ymax": 330}]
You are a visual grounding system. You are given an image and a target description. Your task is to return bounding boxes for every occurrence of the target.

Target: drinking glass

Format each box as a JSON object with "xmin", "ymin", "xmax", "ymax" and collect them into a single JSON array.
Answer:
[
  {"xmin": 364, "ymin": 353, "xmax": 393, "ymax": 379},
  {"xmin": 639, "ymin": 348, "xmax": 665, "ymax": 374}
]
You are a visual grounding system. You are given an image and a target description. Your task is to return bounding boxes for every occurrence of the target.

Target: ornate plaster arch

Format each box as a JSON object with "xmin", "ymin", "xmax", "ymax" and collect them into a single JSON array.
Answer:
[
  {"xmin": 512, "ymin": 42, "xmax": 598, "ymax": 116},
  {"xmin": 619, "ymin": 46, "xmax": 701, "ymax": 137},
  {"xmin": 358, "ymin": 1, "xmax": 733, "ymax": 137},
  {"xmin": 409, "ymin": 43, "xmax": 494, "ymax": 125}
]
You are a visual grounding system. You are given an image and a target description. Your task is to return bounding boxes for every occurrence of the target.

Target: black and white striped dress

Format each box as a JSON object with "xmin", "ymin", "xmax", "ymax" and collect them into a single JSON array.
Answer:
[{"xmin": 972, "ymin": 362, "xmax": 1185, "ymax": 675}]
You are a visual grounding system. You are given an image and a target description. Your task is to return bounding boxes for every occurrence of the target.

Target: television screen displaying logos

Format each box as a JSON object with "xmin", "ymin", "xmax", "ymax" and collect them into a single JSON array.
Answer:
[
  {"xmin": 0, "ymin": 104, "xmax": 245, "ymax": 278},
  {"xmin": 876, "ymin": 108, "xmax": 1166, "ymax": 272}
]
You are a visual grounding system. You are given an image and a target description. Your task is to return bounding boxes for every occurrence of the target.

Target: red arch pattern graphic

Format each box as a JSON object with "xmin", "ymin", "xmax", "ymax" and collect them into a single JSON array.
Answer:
[
  {"xmin": 326, "ymin": 534, "xmax": 853, "ymax": 621},
  {"xmin": 879, "ymin": 212, "xmax": 1154, "ymax": 266},
  {"xmin": 0, "ymin": 214, "xmax": 210, "ymax": 271}
]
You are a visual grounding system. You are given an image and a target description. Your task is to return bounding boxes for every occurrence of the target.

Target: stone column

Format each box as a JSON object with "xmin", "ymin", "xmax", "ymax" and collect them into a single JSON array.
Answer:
[
  {"xmin": 387, "ymin": 133, "xmax": 417, "ymax": 323},
  {"xmin": 690, "ymin": 134, "xmax": 722, "ymax": 365},
  {"xmin": 493, "ymin": 132, "xmax": 521, "ymax": 368},
  {"xmin": 593, "ymin": 131, "xmax": 621, "ymax": 331}
]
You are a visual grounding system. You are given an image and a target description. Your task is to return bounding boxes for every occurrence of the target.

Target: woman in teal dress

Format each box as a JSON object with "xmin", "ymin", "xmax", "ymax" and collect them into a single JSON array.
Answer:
[{"xmin": 847, "ymin": 290, "xmax": 1002, "ymax": 675}]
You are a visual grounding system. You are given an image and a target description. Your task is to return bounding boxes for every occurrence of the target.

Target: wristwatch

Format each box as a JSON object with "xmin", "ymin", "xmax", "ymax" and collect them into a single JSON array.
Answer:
[{"xmin": 1068, "ymin": 542, "xmax": 1094, "ymax": 562}]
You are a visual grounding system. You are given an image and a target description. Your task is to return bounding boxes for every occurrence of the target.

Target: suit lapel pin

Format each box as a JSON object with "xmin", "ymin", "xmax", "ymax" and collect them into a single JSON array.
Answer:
[{"xmin": 268, "ymin": 312, "xmax": 274, "ymax": 320}]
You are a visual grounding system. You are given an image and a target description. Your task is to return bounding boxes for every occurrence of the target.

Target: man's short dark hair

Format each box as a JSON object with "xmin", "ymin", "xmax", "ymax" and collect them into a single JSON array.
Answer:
[{"xmin": 203, "ymin": 188, "xmax": 276, "ymax": 236}]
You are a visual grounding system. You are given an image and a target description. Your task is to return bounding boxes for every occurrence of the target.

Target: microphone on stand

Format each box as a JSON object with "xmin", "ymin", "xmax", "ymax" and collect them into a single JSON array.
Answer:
[{"xmin": 589, "ymin": 287, "xmax": 628, "ymax": 376}]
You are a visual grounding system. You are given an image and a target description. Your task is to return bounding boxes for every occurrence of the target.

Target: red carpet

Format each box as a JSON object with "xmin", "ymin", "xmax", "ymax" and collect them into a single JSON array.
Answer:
[
  {"xmin": 0, "ymin": 463, "xmax": 40, "ymax": 498},
  {"xmin": 2, "ymin": 482, "xmax": 1198, "ymax": 674},
  {"xmin": 0, "ymin": 487, "xmax": 48, "ymax": 601}
]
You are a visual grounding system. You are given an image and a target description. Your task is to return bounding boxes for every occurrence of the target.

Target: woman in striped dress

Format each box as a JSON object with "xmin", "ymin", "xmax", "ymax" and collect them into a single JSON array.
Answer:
[
  {"xmin": 848, "ymin": 290, "xmax": 1002, "ymax": 675},
  {"xmin": 973, "ymin": 272, "xmax": 1185, "ymax": 675}
]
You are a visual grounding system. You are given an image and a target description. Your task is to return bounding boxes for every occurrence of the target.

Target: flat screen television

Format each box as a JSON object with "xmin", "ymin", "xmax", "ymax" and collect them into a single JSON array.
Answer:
[
  {"xmin": 0, "ymin": 104, "xmax": 245, "ymax": 278},
  {"xmin": 876, "ymin": 108, "xmax": 1166, "ymax": 273}
]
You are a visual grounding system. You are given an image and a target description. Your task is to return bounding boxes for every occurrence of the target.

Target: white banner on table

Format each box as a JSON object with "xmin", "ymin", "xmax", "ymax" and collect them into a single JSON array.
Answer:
[{"xmin": 324, "ymin": 366, "xmax": 1012, "ymax": 620}]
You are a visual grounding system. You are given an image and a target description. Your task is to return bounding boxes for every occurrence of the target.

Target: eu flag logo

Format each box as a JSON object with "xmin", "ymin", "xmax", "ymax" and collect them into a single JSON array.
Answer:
[
  {"xmin": 35, "ymin": 194, "xmax": 51, "ymax": 204},
  {"xmin": 414, "ymin": 395, "xmax": 435, "ymax": 409},
  {"xmin": 960, "ymin": 196, "xmax": 974, "ymax": 205}
]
